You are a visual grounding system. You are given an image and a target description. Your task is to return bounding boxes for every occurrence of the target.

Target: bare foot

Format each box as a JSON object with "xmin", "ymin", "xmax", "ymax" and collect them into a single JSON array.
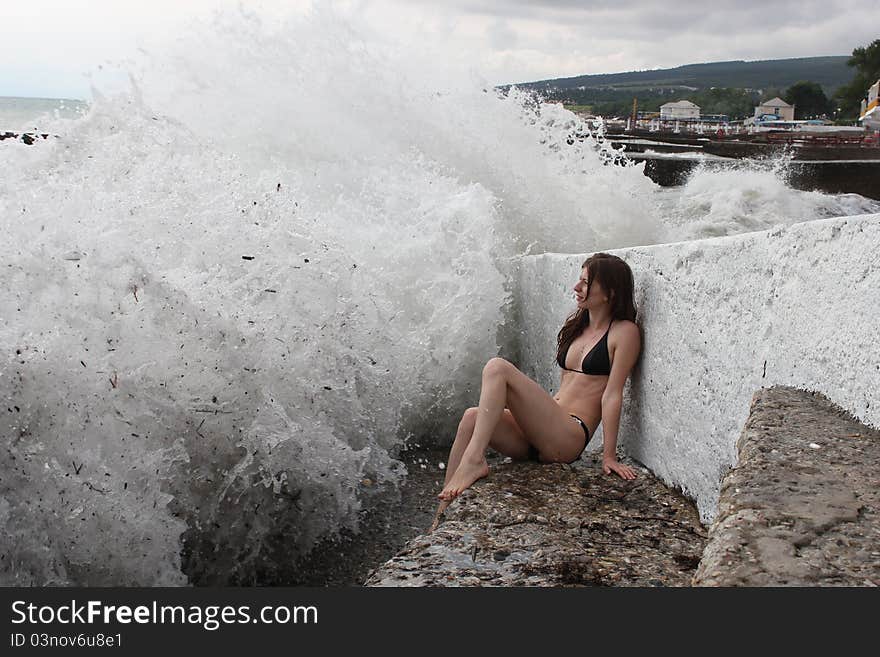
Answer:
[{"xmin": 438, "ymin": 457, "xmax": 489, "ymax": 501}]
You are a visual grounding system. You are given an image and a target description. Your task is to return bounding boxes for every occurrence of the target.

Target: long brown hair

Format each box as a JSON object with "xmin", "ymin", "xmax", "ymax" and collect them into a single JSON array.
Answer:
[{"xmin": 555, "ymin": 253, "xmax": 637, "ymax": 366}]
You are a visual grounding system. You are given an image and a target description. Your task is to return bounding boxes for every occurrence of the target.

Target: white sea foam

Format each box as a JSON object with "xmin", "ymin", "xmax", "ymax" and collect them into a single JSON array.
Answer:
[
  {"xmin": 0, "ymin": 8, "xmax": 653, "ymax": 585},
  {"xmin": 656, "ymin": 154, "xmax": 880, "ymax": 240}
]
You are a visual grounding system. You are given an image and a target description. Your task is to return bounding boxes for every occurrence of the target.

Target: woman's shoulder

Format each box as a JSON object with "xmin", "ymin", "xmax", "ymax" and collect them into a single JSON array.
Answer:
[
  {"xmin": 608, "ymin": 320, "xmax": 641, "ymax": 365},
  {"xmin": 611, "ymin": 318, "xmax": 639, "ymax": 331},
  {"xmin": 610, "ymin": 319, "xmax": 641, "ymax": 342}
]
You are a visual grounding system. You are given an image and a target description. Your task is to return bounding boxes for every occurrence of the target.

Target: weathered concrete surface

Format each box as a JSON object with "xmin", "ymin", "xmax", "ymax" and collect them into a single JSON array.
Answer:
[
  {"xmin": 693, "ymin": 386, "xmax": 880, "ymax": 586},
  {"xmin": 365, "ymin": 452, "xmax": 706, "ymax": 586},
  {"xmin": 517, "ymin": 213, "xmax": 880, "ymax": 523}
]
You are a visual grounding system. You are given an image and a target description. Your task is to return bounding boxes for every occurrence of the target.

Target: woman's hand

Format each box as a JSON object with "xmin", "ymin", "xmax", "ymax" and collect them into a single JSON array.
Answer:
[{"xmin": 603, "ymin": 458, "xmax": 637, "ymax": 480}]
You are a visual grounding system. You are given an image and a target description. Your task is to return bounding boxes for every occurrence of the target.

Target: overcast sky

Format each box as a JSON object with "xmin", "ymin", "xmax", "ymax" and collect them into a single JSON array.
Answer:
[{"xmin": 2, "ymin": 0, "xmax": 878, "ymax": 99}]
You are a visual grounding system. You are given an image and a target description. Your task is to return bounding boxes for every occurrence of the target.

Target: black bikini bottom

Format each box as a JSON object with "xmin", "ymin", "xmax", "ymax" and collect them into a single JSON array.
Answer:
[{"xmin": 527, "ymin": 414, "xmax": 591, "ymax": 464}]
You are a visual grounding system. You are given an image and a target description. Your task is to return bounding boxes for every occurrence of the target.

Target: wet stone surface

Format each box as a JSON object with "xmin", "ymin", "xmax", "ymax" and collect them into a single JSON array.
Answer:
[
  {"xmin": 283, "ymin": 446, "xmax": 447, "ymax": 586},
  {"xmin": 365, "ymin": 452, "xmax": 707, "ymax": 587},
  {"xmin": 694, "ymin": 386, "xmax": 880, "ymax": 586}
]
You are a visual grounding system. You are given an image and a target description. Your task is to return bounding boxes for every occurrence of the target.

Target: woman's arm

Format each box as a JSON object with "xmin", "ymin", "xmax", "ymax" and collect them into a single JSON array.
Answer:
[{"xmin": 600, "ymin": 321, "xmax": 641, "ymax": 479}]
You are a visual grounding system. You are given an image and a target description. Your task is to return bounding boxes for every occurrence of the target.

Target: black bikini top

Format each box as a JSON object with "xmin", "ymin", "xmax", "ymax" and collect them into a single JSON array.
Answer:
[{"xmin": 558, "ymin": 320, "xmax": 612, "ymax": 376}]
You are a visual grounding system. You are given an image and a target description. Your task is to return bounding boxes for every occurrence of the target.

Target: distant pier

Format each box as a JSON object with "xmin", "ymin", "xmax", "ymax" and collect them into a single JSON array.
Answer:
[{"xmin": 606, "ymin": 130, "xmax": 880, "ymax": 200}]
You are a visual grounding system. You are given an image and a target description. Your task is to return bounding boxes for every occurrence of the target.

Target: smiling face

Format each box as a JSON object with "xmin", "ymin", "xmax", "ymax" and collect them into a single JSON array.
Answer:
[{"xmin": 573, "ymin": 267, "xmax": 609, "ymax": 311}]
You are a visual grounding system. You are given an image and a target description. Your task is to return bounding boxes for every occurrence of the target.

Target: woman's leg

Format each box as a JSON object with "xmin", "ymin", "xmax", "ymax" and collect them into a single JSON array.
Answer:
[
  {"xmin": 431, "ymin": 407, "xmax": 534, "ymax": 531},
  {"xmin": 444, "ymin": 408, "xmax": 532, "ymax": 486},
  {"xmin": 443, "ymin": 409, "xmax": 477, "ymax": 487},
  {"xmin": 438, "ymin": 357, "xmax": 585, "ymax": 500}
]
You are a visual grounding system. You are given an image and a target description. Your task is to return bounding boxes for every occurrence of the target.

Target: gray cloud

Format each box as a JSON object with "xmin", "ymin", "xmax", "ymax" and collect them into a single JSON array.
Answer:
[
  {"xmin": 413, "ymin": 0, "xmax": 864, "ymax": 28},
  {"xmin": 403, "ymin": 0, "xmax": 879, "ymax": 86},
  {"xmin": 402, "ymin": 0, "xmax": 878, "ymax": 73},
  {"xmin": 3, "ymin": 0, "xmax": 877, "ymax": 97},
  {"xmin": 487, "ymin": 17, "xmax": 519, "ymax": 50}
]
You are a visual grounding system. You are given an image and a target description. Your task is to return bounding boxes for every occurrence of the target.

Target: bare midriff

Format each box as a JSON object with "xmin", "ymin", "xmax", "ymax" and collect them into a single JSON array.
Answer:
[{"xmin": 553, "ymin": 370, "xmax": 607, "ymax": 435}]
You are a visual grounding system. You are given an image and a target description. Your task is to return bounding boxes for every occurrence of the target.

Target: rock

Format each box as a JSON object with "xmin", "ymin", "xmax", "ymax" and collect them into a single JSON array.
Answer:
[
  {"xmin": 365, "ymin": 452, "xmax": 706, "ymax": 587},
  {"xmin": 693, "ymin": 386, "xmax": 880, "ymax": 586}
]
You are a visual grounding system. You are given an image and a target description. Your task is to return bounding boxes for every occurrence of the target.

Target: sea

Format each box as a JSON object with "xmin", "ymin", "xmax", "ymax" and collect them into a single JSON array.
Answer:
[
  {"xmin": 2, "ymin": 9, "xmax": 878, "ymax": 586},
  {"xmin": 0, "ymin": 97, "xmax": 88, "ymax": 131}
]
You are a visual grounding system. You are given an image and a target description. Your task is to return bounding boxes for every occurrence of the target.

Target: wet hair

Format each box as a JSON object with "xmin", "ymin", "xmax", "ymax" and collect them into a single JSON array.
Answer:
[{"xmin": 555, "ymin": 253, "xmax": 637, "ymax": 366}]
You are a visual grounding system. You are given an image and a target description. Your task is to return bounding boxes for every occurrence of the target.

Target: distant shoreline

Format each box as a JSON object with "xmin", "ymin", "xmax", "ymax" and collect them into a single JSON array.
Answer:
[{"xmin": 0, "ymin": 95, "xmax": 88, "ymax": 102}]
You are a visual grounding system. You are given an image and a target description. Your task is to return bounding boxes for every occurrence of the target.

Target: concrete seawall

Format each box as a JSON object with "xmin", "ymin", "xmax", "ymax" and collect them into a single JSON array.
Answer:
[{"xmin": 516, "ymin": 212, "xmax": 880, "ymax": 524}]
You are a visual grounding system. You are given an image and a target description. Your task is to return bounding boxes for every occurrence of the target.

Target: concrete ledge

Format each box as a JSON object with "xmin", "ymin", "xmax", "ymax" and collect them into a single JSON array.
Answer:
[
  {"xmin": 693, "ymin": 386, "xmax": 880, "ymax": 586},
  {"xmin": 365, "ymin": 454, "xmax": 706, "ymax": 587},
  {"xmin": 366, "ymin": 386, "xmax": 877, "ymax": 587},
  {"xmin": 516, "ymin": 212, "xmax": 880, "ymax": 523}
]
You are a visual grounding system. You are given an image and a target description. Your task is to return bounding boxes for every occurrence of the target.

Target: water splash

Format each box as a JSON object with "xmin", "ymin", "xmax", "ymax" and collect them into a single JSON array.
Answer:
[
  {"xmin": 657, "ymin": 151, "xmax": 880, "ymax": 239},
  {"xmin": 0, "ymin": 7, "xmax": 658, "ymax": 585}
]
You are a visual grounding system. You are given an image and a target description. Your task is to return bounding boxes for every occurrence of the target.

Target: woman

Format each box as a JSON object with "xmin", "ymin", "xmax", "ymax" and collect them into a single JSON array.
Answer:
[{"xmin": 432, "ymin": 253, "xmax": 642, "ymax": 528}]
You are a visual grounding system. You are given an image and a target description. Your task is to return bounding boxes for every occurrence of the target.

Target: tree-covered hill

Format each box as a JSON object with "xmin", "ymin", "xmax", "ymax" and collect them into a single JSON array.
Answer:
[
  {"xmin": 501, "ymin": 56, "xmax": 863, "ymax": 120},
  {"xmin": 509, "ymin": 56, "xmax": 851, "ymax": 96}
]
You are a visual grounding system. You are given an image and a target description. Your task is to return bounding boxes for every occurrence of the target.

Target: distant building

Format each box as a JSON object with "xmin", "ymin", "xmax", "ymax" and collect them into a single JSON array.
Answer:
[
  {"xmin": 859, "ymin": 79, "xmax": 879, "ymax": 130},
  {"xmin": 659, "ymin": 100, "xmax": 700, "ymax": 120},
  {"xmin": 755, "ymin": 97, "xmax": 795, "ymax": 121}
]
